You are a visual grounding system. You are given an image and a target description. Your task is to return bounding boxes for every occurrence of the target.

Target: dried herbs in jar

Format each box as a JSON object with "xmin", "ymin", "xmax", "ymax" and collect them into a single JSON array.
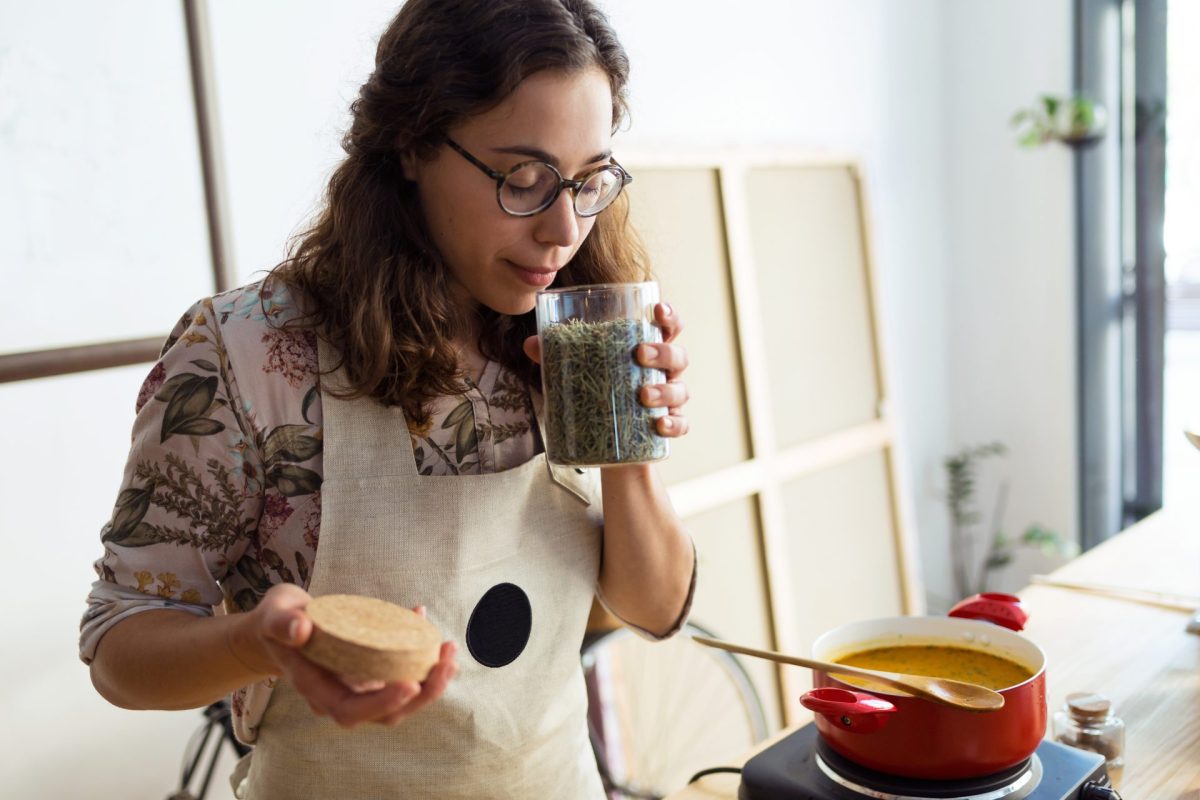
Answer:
[{"xmin": 536, "ymin": 283, "xmax": 668, "ymax": 467}]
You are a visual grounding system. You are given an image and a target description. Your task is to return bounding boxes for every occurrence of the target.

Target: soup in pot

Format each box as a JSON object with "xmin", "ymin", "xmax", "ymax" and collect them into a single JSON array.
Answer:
[{"xmin": 833, "ymin": 644, "xmax": 1033, "ymax": 690}]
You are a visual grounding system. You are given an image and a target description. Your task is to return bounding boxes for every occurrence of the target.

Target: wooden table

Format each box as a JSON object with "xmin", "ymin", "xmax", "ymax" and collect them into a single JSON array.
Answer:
[{"xmin": 668, "ymin": 507, "xmax": 1200, "ymax": 799}]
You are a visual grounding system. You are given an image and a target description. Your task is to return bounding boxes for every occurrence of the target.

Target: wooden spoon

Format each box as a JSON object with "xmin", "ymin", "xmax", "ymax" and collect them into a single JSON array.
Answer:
[{"xmin": 691, "ymin": 634, "xmax": 1004, "ymax": 713}]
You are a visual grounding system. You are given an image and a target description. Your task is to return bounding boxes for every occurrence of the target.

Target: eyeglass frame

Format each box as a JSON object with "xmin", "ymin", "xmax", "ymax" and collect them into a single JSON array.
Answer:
[{"xmin": 443, "ymin": 137, "xmax": 633, "ymax": 218}]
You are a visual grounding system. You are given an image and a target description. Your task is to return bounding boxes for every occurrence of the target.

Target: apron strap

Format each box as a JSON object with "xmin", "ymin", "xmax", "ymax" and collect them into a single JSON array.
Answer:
[
  {"xmin": 317, "ymin": 336, "xmax": 592, "ymax": 505},
  {"xmin": 318, "ymin": 337, "xmax": 420, "ymax": 479},
  {"xmin": 229, "ymin": 750, "xmax": 253, "ymax": 799}
]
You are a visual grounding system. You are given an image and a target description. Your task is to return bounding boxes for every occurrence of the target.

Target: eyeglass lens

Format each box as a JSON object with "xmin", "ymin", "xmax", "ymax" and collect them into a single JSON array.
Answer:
[{"xmin": 499, "ymin": 164, "xmax": 624, "ymax": 217}]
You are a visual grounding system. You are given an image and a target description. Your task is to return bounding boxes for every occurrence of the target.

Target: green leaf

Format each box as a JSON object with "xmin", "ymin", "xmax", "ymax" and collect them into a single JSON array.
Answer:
[
  {"xmin": 236, "ymin": 557, "xmax": 273, "ymax": 592},
  {"xmin": 102, "ymin": 521, "xmax": 167, "ymax": 548},
  {"xmin": 442, "ymin": 397, "xmax": 474, "ymax": 429},
  {"xmin": 985, "ymin": 553, "xmax": 1013, "ymax": 569},
  {"xmin": 455, "ymin": 418, "xmax": 478, "ymax": 463},
  {"xmin": 260, "ymin": 548, "xmax": 285, "ymax": 570},
  {"xmin": 234, "ymin": 588, "xmax": 260, "ymax": 612},
  {"xmin": 1018, "ymin": 130, "xmax": 1044, "ymax": 148},
  {"xmin": 1021, "ymin": 524, "xmax": 1055, "ymax": 544},
  {"xmin": 267, "ymin": 464, "xmax": 322, "ymax": 497},
  {"xmin": 295, "ymin": 551, "xmax": 310, "ymax": 585},
  {"xmin": 105, "ymin": 486, "xmax": 155, "ymax": 542},
  {"xmin": 262, "ymin": 424, "xmax": 323, "ymax": 464},
  {"xmin": 154, "ymin": 373, "xmax": 199, "ymax": 402},
  {"xmin": 174, "ymin": 418, "xmax": 226, "ymax": 437},
  {"xmin": 190, "ymin": 359, "xmax": 219, "ymax": 372},
  {"xmin": 161, "ymin": 375, "xmax": 219, "ymax": 442},
  {"xmin": 301, "ymin": 386, "xmax": 318, "ymax": 425},
  {"xmin": 258, "ymin": 549, "xmax": 296, "ymax": 582}
]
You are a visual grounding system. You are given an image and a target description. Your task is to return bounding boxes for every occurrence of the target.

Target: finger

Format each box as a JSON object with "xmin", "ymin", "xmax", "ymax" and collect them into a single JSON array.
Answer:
[
  {"xmin": 262, "ymin": 581, "xmax": 313, "ymax": 610},
  {"xmin": 378, "ymin": 643, "xmax": 459, "ymax": 726},
  {"xmin": 258, "ymin": 584, "xmax": 315, "ymax": 648},
  {"xmin": 329, "ymin": 680, "xmax": 421, "ymax": 729},
  {"xmin": 637, "ymin": 342, "xmax": 688, "ymax": 379},
  {"xmin": 281, "ymin": 650, "xmax": 356, "ymax": 717},
  {"xmin": 654, "ymin": 302, "xmax": 683, "ymax": 343},
  {"xmin": 379, "ymin": 676, "xmax": 444, "ymax": 726},
  {"xmin": 522, "ymin": 335, "xmax": 542, "ymax": 364},
  {"xmin": 656, "ymin": 414, "xmax": 689, "ymax": 438},
  {"xmin": 387, "ymin": 646, "xmax": 459, "ymax": 722},
  {"xmin": 640, "ymin": 381, "xmax": 688, "ymax": 409},
  {"xmin": 340, "ymin": 676, "xmax": 387, "ymax": 693},
  {"xmin": 377, "ymin": 681, "xmax": 426, "ymax": 726},
  {"xmin": 263, "ymin": 608, "xmax": 312, "ymax": 649}
]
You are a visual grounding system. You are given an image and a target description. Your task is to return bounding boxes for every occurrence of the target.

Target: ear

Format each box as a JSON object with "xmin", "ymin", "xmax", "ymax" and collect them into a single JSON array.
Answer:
[{"xmin": 399, "ymin": 149, "xmax": 421, "ymax": 182}]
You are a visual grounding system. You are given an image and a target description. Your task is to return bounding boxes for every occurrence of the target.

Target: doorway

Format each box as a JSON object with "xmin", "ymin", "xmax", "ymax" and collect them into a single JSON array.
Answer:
[{"xmin": 1162, "ymin": 0, "xmax": 1200, "ymax": 506}]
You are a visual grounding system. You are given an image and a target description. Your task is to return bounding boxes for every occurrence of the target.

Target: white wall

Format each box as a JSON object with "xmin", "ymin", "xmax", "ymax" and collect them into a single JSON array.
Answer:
[
  {"xmin": 0, "ymin": 3, "xmax": 237, "ymax": 798},
  {"xmin": 602, "ymin": 0, "xmax": 954, "ymax": 612},
  {"xmin": 1, "ymin": 1, "xmax": 1080, "ymax": 797},
  {"xmin": 940, "ymin": 0, "xmax": 1078, "ymax": 605}
]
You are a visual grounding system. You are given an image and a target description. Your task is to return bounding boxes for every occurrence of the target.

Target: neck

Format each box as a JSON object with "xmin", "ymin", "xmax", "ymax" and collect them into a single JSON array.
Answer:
[{"xmin": 449, "ymin": 305, "xmax": 486, "ymax": 385}]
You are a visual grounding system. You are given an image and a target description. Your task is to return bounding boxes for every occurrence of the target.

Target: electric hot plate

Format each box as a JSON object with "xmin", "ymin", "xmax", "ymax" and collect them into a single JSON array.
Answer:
[{"xmin": 738, "ymin": 723, "xmax": 1121, "ymax": 800}]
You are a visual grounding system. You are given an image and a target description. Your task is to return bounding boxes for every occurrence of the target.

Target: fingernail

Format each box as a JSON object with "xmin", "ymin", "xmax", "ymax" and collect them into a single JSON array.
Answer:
[
  {"xmin": 662, "ymin": 417, "xmax": 675, "ymax": 431},
  {"xmin": 644, "ymin": 387, "xmax": 662, "ymax": 403},
  {"xmin": 287, "ymin": 618, "xmax": 300, "ymax": 642},
  {"xmin": 663, "ymin": 302, "xmax": 673, "ymax": 317},
  {"xmin": 641, "ymin": 343, "xmax": 658, "ymax": 360}
]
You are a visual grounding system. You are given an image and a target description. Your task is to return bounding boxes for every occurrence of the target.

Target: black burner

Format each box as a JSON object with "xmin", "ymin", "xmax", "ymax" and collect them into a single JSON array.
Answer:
[
  {"xmin": 813, "ymin": 735, "xmax": 1033, "ymax": 798},
  {"xmin": 739, "ymin": 723, "xmax": 1115, "ymax": 800}
]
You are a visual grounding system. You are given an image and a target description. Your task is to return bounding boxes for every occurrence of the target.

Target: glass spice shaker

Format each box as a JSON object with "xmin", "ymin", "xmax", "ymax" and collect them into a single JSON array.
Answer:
[{"xmin": 1052, "ymin": 691, "xmax": 1125, "ymax": 769}]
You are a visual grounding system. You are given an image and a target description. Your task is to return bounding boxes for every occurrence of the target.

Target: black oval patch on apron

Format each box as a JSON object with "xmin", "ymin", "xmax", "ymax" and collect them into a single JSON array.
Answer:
[{"xmin": 466, "ymin": 583, "xmax": 532, "ymax": 668}]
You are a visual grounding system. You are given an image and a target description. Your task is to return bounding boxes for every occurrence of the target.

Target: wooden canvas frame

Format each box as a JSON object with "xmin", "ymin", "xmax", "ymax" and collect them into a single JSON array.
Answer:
[{"xmin": 623, "ymin": 150, "xmax": 922, "ymax": 725}]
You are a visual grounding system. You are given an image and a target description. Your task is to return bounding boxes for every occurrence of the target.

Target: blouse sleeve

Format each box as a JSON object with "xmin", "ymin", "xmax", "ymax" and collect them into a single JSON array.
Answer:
[
  {"xmin": 79, "ymin": 299, "xmax": 265, "ymax": 663},
  {"xmin": 595, "ymin": 539, "xmax": 698, "ymax": 642}
]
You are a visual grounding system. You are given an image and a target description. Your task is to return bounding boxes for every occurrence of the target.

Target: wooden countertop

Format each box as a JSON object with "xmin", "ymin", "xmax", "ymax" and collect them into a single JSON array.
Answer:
[{"xmin": 667, "ymin": 506, "xmax": 1200, "ymax": 799}]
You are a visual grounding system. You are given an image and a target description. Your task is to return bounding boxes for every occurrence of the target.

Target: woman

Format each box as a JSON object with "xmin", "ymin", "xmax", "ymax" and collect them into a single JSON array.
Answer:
[{"xmin": 80, "ymin": 0, "xmax": 695, "ymax": 797}]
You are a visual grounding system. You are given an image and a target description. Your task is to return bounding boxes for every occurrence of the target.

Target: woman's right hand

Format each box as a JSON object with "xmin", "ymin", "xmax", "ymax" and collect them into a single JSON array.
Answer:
[{"xmin": 237, "ymin": 583, "xmax": 460, "ymax": 728}]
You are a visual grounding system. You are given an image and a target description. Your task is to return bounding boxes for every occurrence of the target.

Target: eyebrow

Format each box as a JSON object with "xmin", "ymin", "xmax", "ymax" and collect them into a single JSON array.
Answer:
[{"xmin": 491, "ymin": 145, "xmax": 613, "ymax": 168}]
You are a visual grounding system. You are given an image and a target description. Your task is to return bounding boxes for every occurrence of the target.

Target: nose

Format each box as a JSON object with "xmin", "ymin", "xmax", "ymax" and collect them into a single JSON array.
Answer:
[{"xmin": 532, "ymin": 188, "xmax": 580, "ymax": 248}]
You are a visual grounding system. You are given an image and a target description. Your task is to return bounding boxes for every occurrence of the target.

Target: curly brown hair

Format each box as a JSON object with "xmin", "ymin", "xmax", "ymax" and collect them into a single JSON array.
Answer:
[{"xmin": 269, "ymin": 0, "xmax": 651, "ymax": 426}]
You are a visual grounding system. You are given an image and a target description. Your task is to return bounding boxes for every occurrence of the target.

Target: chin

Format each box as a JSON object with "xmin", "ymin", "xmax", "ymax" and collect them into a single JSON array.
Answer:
[{"xmin": 485, "ymin": 293, "xmax": 538, "ymax": 317}]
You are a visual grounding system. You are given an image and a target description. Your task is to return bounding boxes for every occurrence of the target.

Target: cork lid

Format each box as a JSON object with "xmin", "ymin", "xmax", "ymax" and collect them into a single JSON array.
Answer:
[
  {"xmin": 307, "ymin": 594, "xmax": 439, "ymax": 652},
  {"xmin": 301, "ymin": 594, "xmax": 442, "ymax": 683},
  {"xmin": 1066, "ymin": 691, "xmax": 1112, "ymax": 720}
]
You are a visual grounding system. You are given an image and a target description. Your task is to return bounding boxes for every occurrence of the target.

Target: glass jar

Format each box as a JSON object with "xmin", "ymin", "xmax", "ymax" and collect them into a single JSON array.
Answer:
[
  {"xmin": 1052, "ymin": 691, "xmax": 1125, "ymax": 769},
  {"xmin": 535, "ymin": 282, "xmax": 668, "ymax": 467}
]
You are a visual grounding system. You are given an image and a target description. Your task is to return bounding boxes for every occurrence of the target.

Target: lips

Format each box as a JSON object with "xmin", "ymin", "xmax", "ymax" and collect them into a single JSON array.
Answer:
[{"xmin": 505, "ymin": 260, "xmax": 561, "ymax": 288}]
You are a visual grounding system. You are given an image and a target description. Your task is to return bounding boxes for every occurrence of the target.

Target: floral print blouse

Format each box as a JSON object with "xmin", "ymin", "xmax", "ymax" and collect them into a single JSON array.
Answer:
[{"xmin": 80, "ymin": 280, "xmax": 696, "ymax": 743}]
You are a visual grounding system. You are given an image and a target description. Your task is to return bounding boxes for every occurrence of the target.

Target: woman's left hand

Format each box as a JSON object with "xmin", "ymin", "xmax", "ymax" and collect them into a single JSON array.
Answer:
[
  {"xmin": 638, "ymin": 301, "xmax": 689, "ymax": 438},
  {"xmin": 523, "ymin": 300, "xmax": 690, "ymax": 438}
]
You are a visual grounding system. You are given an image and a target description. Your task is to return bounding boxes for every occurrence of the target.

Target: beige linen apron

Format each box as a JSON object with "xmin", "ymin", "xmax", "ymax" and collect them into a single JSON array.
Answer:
[{"xmin": 237, "ymin": 341, "xmax": 607, "ymax": 799}]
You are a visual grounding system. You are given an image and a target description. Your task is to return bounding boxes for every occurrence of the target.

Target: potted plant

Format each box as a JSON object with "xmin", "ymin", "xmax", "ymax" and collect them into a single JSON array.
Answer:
[
  {"xmin": 944, "ymin": 442, "xmax": 1078, "ymax": 602},
  {"xmin": 1011, "ymin": 94, "xmax": 1108, "ymax": 149}
]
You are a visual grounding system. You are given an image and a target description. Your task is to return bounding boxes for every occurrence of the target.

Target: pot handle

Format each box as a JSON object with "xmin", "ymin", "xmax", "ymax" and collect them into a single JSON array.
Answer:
[
  {"xmin": 948, "ymin": 592, "xmax": 1029, "ymax": 631},
  {"xmin": 800, "ymin": 688, "xmax": 896, "ymax": 734}
]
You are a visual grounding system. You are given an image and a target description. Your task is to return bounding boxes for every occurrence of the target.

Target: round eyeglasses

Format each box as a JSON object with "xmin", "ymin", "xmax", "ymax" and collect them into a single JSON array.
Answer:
[{"xmin": 445, "ymin": 138, "xmax": 633, "ymax": 218}]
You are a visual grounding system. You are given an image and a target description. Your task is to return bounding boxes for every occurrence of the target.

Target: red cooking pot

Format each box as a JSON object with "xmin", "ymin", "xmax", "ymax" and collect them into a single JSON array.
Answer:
[{"xmin": 800, "ymin": 593, "xmax": 1046, "ymax": 780}]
